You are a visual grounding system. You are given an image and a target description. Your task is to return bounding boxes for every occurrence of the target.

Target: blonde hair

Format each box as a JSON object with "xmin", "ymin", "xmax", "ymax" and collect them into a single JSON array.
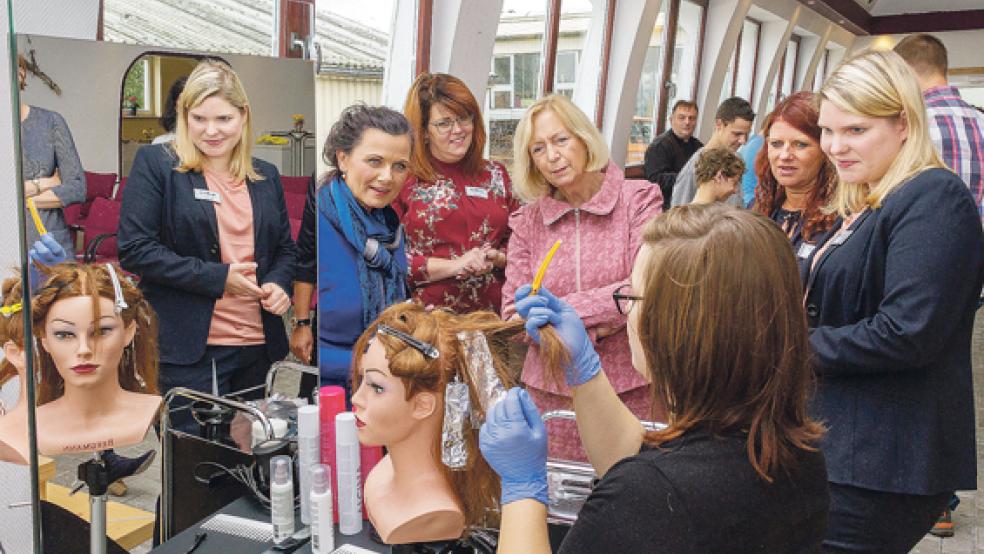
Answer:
[
  {"xmin": 512, "ymin": 94, "xmax": 609, "ymax": 202},
  {"xmin": 173, "ymin": 59, "xmax": 261, "ymax": 182},
  {"xmin": 819, "ymin": 49, "xmax": 944, "ymax": 217}
]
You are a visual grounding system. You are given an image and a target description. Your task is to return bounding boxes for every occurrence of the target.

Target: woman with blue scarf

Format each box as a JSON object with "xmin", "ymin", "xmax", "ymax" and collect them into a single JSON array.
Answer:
[{"xmin": 317, "ymin": 105, "xmax": 413, "ymax": 397}]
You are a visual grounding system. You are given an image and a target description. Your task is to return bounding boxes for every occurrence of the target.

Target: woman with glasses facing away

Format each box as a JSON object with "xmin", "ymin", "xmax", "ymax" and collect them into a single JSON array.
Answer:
[
  {"xmin": 482, "ymin": 205, "xmax": 829, "ymax": 553},
  {"xmin": 502, "ymin": 94, "xmax": 663, "ymax": 462},
  {"xmin": 394, "ymin": 73, "xmax": 519, "ymax": 315}
]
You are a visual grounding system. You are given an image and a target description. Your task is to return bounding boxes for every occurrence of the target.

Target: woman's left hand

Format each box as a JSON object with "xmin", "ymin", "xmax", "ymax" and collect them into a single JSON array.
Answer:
[
  {"xmin": 479, "ymin": 387, "xmax": 549, "ymax": 506},
  {"xmin": 260, "ymin": 282, "xmax": 290, "ymax": 315}
]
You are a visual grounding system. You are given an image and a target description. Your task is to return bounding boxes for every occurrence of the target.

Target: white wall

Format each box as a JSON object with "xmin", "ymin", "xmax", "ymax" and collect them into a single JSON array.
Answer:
[
  {"xmin": 852, "ymin": 29, "xmax": 984, "ymax": 69},
  {"xmin": 18, "ymin": 34, "xmax": 315, "ymax": 174}
]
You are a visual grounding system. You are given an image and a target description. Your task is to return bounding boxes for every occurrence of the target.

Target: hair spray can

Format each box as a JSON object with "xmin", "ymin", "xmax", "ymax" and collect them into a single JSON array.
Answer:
[
  {"xmin": 335, "ymin": 412, "xmax": 362, "ymax": 535},
  {"xmin": 297, "ymin": 405, "xmax": 320, "ymax": 525}
]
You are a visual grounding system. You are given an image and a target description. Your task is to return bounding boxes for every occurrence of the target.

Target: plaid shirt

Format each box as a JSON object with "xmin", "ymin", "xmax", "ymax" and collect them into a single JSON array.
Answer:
[{"xmin": 924, "ymin": 86, "xmax": 984, "ymax": 221}]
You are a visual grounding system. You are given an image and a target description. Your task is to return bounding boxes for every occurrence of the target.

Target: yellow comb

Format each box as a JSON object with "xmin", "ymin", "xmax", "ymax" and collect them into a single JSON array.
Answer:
[
  {"xmin": 27, "ymin": 198, "xmax": 47, "ymax": 236},
  {"xmin": 531, "ymin": 239, "xmax": 562, "ymax": 295}
]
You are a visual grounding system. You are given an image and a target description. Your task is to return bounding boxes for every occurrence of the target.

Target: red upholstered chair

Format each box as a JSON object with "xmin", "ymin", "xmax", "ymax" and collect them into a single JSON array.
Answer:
[
  {"xmin": 281, "ymin": 175, "xmax": 310, "ymax": 196},
  {"xmin": 284, "ymin": 191, "xmax": 306, "ymax": 241},
  {"xmin": 70, "ymin": 172, "xmax": 117, "ymax": 252},
  {"xmin": 81, "ymin": 197, "xmax": 122, "ymax": 264}
]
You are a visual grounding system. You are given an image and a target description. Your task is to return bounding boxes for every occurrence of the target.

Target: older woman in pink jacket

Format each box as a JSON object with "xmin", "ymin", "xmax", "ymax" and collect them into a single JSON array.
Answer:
[{"xmin": 503, "ymin": 94, "xmax": 664, "ymax": 461}]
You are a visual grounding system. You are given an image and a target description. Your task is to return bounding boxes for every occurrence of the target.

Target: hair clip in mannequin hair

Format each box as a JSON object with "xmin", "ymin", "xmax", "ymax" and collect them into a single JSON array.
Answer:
[
  {"xmin": 441, "ymin": 373, "xmax": 470, "ymax": 470},
  {"xmin": 105, "ymin": 264, "xmax": 128, "ymax": 314},
  {"xmin": 0, "ymin": 303, "xmax": 22, "ymax": 318},
  {"xmin": 378, "ymin": 324, "xmax": 439, "ymax": 359}
]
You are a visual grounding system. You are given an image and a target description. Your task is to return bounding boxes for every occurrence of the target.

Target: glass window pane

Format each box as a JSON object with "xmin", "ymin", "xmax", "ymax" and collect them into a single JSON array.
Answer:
[
  {"xmin": 553, "ymin": 0, "xmax": 594, "ymax": 93},
  {"xmin": 493, "ymin": 56, "xmax": 512, "ymax": 85},
  {"xmin": 485, "ymin": 0, "xmax": 549, "ymax": 165},
  {"xmin": 674, "ymin": 0, "xmax": 704, "ymax": 103},
  {"xmin": 719, "ymin": 51, "xmax": 736, "ymax": 105},
  {"xmin": 556, "ymin": 51, "xmax": 578, "ymax": 84},
  {"xmin": 735, "ymin": 19, "xmax": 759, "ymax": 101},
  {"xmin": 627, "ymin": 3, "xmax": 668, "ymax": 165},
  {"xmin": 782, "ymin": 40, "xmax": 797, "ymax": 97}
]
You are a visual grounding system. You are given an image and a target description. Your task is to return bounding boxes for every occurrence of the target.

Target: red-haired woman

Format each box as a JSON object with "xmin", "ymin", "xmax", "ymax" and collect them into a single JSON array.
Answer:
[
  {"xmin": 752, "ymin": 92, "xmax": 836, "ymax": 260},
  {"xmin": 394, "ymin": 73, "xmax": 518, "ymax": 314}
]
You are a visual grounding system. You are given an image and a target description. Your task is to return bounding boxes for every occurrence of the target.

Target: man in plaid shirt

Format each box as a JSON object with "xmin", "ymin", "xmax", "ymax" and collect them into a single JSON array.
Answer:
[{"xmin": 896, "ymin": 34, "xmax": 984, "ymax": 224}]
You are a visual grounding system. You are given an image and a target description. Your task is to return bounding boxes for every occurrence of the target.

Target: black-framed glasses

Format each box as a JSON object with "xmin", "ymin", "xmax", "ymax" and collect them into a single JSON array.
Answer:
[
  {"xmin": 377, "ymin": 324, "xmax": 440, "ymax": 359},
  {"xmin": 430, "ymin": 114, "xmax": 474, "ymax": 135},
  {"xmin": 613, "ymin": 284, "xmax": 643, "ymax": 315}
]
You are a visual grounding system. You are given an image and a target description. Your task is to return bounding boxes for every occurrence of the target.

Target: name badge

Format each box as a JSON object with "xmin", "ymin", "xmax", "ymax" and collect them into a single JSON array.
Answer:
[
  {"xmin": 829, "ymin": 229, "xmax": 853, "ymax": 246},
  {"xmin": 194, "ymin": 189, "xmax": 222, "ymax": 203},
  {"xmin": 796, "ymin": 242, "xmax": 816, "ymax": 259},
  {"xmin": 465, "ymin": 186, "xmax": 489, "ymax": 199}
]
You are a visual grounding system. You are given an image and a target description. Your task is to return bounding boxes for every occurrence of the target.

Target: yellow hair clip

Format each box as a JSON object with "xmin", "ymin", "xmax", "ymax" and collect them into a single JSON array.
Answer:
[{"xmin": 0, "ymin": 302, "xmax": 23, "ymax": 317}]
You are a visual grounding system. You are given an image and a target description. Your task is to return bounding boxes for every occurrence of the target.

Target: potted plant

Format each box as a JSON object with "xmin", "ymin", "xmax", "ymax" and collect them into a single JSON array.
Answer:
[{"xmin": 125, "ymin": 95, "xmax": 140, "ymax": 116}]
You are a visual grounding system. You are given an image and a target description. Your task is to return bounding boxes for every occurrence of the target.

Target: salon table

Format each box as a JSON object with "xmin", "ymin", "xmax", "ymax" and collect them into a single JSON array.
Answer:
[{"xmin": 151, "ymin": 496, "xmax": 385, "ymax": 553}]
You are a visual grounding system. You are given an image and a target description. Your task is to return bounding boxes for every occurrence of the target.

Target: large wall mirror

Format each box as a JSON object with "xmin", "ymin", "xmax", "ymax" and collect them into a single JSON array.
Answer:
[{"xmin": 3, "ymin": 20, "xmax": 318, "ymax": 550}]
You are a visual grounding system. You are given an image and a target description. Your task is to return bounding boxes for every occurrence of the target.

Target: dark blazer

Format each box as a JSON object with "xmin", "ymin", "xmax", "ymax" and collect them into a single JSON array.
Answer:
[
  {"xmin": 118, "ymin": 144, "xmax": 296, "ymax": 365},
  {"xmin": 804, "ymin": 168, "xmax": 983, "ymax": 495}
]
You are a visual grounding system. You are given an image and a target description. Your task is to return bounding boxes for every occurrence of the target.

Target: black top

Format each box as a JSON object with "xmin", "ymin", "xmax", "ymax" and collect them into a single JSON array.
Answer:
[
  {"xmin": 559, "ymin": 430, "xmax": 829, "ymax": 554},
  {"xmin": 804, "ymin": 168, "xmax": 983, "ymax": 495},
  {"xmin": 294, "ymin": 174, "xmax": 317, "ymax": 284},
  {"xmin": 643, "ymin": 130, "xmax": 703, "ymax": 209}
]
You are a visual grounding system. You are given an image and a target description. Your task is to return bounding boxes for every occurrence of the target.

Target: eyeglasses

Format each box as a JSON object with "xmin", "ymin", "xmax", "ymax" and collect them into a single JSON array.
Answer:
[
  {"xmin": 430, "ymin": 114, "xmax": 474, "ymax": 135},
  {"xmin": 612, "ymin": 284, "xmax": 643, "ymax": 315},
  {"xmin": 377, "ymin": 324, "xmax": 440, "ymax": 359}
]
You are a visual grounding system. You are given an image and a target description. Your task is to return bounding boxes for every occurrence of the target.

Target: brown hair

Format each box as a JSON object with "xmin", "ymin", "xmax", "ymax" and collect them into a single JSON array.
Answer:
[
  {"xmin": 0, "ymin": 276, "xmax": 25, "ymax": 385},
  {"xmin": 403, "ymin": 73, "xmax": 486, "ymax": 182},
  {"xmin": 637, "ymin": 204, "xmax": 824, "ymax": 482},
  {"xmin": 671, "ymin": 100, "xmax": 698, "ymax": 114},
  {"xmin": 351, "ymin": 303, "xmax": 569, "ymax": 530},
  {"xmin": 752, "ymin": 92, "xmax": 836, "ymax": 241},
  {"xmin": 32, "ymin": 263, "xmax": 159, "ymax": 404},
  {"xmin": 893, "ymin": 33, "xmax": 948, "ymax": 77},
  {"xmin": 694, "ymin": 147, "xmax": 745, "ymax": 185}
]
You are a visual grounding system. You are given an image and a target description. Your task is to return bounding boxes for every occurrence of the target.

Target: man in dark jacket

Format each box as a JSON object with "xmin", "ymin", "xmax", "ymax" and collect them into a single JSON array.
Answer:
[{"xmin": 644, "ymin": 100, "xmax": 703, "ymax": 209}]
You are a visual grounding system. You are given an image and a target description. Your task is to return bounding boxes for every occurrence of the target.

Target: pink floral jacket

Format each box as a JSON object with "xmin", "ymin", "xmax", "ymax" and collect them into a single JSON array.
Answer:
[{"xmin": 502, "ymin": 162, "xmax": 663, "ymax": 396}]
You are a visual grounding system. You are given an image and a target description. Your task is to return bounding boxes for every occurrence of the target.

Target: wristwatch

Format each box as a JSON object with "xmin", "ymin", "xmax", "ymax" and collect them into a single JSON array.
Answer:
[{"xmin": 292, "ymin": 317, "xmax": 312, "ymax": 327}]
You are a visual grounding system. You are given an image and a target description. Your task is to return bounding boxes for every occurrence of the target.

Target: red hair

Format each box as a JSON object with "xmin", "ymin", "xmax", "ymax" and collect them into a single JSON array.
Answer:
[
  {"xmin": 752, "ymin": 92, "xmax": 836, "ymax": 241},
  {"xmin": 403, "ymin": 73, "xmax": 487, "ymax": 182}
]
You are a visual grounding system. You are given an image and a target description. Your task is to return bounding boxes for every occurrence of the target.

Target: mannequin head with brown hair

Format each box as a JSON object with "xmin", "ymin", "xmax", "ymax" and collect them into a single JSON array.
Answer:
[
  {"xmin": 30, "ymin": 263, "xmax": 161, "ymax": 455},
  {"xmin": 0, "ymin": 276, "xmax": 29, "ymax": 463},
  {"xmin": 32, "ymin": 263, "xmax": 159, "ymax": 405},
  {"xmin": 0, "ymin": 276, "xmax": 26, "ymax": 388},
  {"xmin": 351, "ymin": 302, "xmax": 529, "ymax": 542}
]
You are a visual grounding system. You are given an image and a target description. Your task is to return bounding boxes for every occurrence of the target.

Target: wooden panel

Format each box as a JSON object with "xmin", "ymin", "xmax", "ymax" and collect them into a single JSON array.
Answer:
[{"xmin": 46, "ymin": 483, "xmax": 155, "ymax": 550}]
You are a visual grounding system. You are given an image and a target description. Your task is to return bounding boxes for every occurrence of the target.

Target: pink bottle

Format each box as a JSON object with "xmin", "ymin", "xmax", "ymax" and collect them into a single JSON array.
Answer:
[{"xmin": 319, "ymin": 386, "xmax": 346, "ymax": 521}]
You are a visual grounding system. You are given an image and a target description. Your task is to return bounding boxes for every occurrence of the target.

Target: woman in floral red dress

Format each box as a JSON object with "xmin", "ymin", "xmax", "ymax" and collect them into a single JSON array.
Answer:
[{"xmin": 395, "ymin": 73, "xmax": 518, "ymax": 314}]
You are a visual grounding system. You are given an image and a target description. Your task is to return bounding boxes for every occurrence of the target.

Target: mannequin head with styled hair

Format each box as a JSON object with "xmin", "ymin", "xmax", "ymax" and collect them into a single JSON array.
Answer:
[
  {"xmin": 32, "ymin": 263, "xmax": 158, "ymax": 405},
  {"xmin": 351, "ymin": 303, "xmax": 527, "ymax": 539},
  {"xmin": 0, "ymin": 276, "xmax": 26, "ymax": 387}
]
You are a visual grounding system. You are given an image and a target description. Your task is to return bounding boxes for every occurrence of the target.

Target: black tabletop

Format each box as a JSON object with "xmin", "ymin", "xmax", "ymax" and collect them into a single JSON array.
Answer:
[{"xmin": 151, "ymin": 496, "xmax": 385, "ymax": 554}]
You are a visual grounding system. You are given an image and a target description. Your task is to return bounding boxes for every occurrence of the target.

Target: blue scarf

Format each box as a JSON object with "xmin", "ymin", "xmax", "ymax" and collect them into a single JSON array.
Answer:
[{"xmin": 319, "ymin": 175, "xmax": 408, "ymax": 327}]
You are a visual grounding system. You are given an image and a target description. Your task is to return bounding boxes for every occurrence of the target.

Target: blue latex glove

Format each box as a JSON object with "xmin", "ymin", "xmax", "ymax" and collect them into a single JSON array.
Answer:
[
  {"xmin": 29, "ymin": 233, "xmax": 68, "ymax": 266},
  {"xmin": 27, "ymin": 233, "xmax": 68, "ymax": 294},
  {"xmin": 479, "ymin": 387, "xmax": 549, "ymax": 506},
  {"xmin": 514, "ymin": 284, "xmax": 601, "ymax": 386}
]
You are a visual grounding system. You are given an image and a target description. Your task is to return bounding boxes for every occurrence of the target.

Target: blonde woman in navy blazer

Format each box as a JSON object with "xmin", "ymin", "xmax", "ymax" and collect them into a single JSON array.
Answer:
[
  {"xmin": 119, "ymin": 60, "xmax": 295, "ymax": 433},
  {"xmin": 808, "ymin": 49, "xmax": 983, "ymax": 552}
]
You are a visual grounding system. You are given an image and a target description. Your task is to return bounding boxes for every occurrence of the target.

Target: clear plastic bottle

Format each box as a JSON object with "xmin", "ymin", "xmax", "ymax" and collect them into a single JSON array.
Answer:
[
  {"xmin": 309, "ymin": 464, "xmax": 334, "ymax": 554},
  {"xmin": 270, "ymin": 455, "xmax": 295, "ymax": 544}
]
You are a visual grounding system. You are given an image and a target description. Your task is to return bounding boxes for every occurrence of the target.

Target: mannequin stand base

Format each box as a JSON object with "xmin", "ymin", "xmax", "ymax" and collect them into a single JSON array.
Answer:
[{"xmin": 77, "ymin": 451, "xmax": 110, "ymax": 554}]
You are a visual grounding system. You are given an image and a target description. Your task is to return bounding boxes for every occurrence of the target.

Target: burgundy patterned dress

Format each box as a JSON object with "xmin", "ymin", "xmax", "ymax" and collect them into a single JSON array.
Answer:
[{"xmin": 393, "ymin": 159, "xmax": 519, "ymax": 314}]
